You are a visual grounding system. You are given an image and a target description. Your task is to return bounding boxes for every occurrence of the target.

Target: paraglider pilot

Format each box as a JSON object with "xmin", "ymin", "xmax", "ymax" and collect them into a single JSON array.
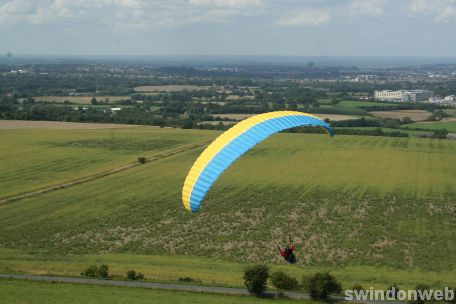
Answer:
[{"xmin": 278, "ymin": 236, "xmax": 296, "ymax": 264}]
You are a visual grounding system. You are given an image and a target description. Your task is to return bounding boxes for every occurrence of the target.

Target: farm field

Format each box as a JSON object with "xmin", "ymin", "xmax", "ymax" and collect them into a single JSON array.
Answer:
[
  {"xmin": 404, "ymin": 121, "xmax": 456, "ymax": 133},
  {"xmin": 438, "ymin": 117, "xmax": 456, "ymax": 122},
  {"xmin": 32, "ymin": 96, "xmax": 131, "ymax": 104},
  {"xmin": 444, "ymin": 108, "xmax": 456, "ymax": 116},
  {"xmin": 312, "ymin": 104, "xmax": 367, "ymax": 116},
  {"xmin": 336, "ymin": 100, "xmax": 397, "ymax": 109},
  {"xmin": 0, "ymin": 279, "xmax": 306, "ymax": 304},
  {"xmin": 0, "ymin": 126, "xmax": 217, "ymax": 198},
  {"xmin": 314, "ymin": 100, "xmax": 396, "ymax": 116},
  {"xmin": 210, "ymin": 113, "xmax": 255, "ymax": 120},
  {"xmin": 210, "ymin": 113, "xmax": 358, "ymax": 121},
  {"xmin": 134, "ymin": 85, "xmax": 212, "ymax": 92},
  {"xmin": 316, "ymin": 100, "xmax": 390, "ymax": 108},
  {"xmin": 369, "ymin": 110, "xmax": 432, "ymax": 122},
  {"xmin": 314, "ymin": 114, "xmax": 359, "ymax": 121},
  {"xmin": 339, "ymin": 127, "xmax": 432, "ymax": 136},
  {"xmin": 1, "ymin": 130, "xmax": 456, "ymax": 289},
  {"xmin": 198, "ymin": 121, "xmax": 237, "ymax": 125},
  {"xmin": 0, "ymin": 120, "xmax": 142, "ymax": 130}
]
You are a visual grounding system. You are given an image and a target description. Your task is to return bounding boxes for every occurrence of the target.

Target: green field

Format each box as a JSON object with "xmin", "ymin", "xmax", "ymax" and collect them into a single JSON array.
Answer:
[
  {"xmin": 336, "ymin": 100, "xmax": 397, "ymax": 109},
  {"xmin": 0, "ymin": 279, "xmax": 305, "ymax": 304},
  {"xmin": 404, "ymin": 121, "xmax": 456, "ymax": 133},
  {"xmin": 343, "ymin": 127, "xmax": 432, "ymax": 136},
  {"xmin": 0, "ymin": 127, "xmax": 217, "ymax": 198},
  {"xmin": 1, "ymin": 129, "xmax": 456, "ymax": 289},
  {"xmin": 314, "ymin": 100, "xmax": 396, "ymax": 116},
  {"xmin": 444, "ymin": 109, "xmax": 456, "ymax": 117}
]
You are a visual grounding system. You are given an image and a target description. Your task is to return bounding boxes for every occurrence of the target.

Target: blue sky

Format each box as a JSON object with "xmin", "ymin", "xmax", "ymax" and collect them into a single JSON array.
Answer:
[{"xmin": 1, "ymin": 0, "xmax": 456, "ymax": 57}]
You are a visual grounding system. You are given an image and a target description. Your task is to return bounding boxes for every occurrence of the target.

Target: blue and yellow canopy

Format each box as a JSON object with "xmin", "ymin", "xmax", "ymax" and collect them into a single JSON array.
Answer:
[{"xmin": 182, "ymin": 111, "xmax": 334, "ymax": 212}]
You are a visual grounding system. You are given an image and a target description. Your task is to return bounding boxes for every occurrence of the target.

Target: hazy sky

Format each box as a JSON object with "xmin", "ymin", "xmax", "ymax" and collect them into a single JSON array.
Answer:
[{"xmin": 1, "ymin": 0, "xmax": 456, "ymax": 57}]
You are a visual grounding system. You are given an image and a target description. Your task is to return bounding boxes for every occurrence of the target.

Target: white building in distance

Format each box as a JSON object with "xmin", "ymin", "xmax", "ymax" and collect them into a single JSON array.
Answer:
[
  {"xmin": 355, "ymin": 75, "xmax": 377, "ymax": 82},
  {"xmin": 445, "ymin": 95, "xmax": 455, "ymax": 102},
  {"xmin": 374, "ymin": 90, "xmax": 433, "ymax": 102},
  {"xmin": 427, "ymin": 96, "xmax": 456, "ymax": 105}
]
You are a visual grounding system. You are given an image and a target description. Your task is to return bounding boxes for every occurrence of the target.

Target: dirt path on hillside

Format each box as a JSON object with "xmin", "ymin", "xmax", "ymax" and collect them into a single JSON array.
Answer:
[{"xmin": 0, "ymin": 142, "xmax": 209, "ymax": 205}]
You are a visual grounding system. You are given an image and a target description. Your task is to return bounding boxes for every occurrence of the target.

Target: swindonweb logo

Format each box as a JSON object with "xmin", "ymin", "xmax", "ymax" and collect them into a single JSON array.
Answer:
[{"xmin": 345, "ymin": 287, "xmax": 455, "ymax": 302}]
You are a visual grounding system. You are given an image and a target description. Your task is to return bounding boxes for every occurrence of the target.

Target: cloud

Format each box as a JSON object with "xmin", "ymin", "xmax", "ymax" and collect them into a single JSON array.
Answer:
[
  {"xmin": 187, "ymin": 0, "xmax": 262, "ymax": 8},
  {"xmin": 345, "ymin": 0, "xmax": 386, "ymax": 17},
  {"xmin": 275, "ymin": 8, "xmax": 330, "ymax": 27},
  {"xmin": 0, "ymin": 0, "xmax": 35, "ymax": 26},
  {"xmin": 0, "ymin": 0, "xmax": 265, "ymax": 29},
  {"xmin": 408, "ymin": 0, "xmax": 456, "ymax": 22}
]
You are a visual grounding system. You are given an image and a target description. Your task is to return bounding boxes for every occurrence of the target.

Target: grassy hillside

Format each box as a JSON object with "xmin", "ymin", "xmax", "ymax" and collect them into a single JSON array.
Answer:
[
  {"xmin": 0, "ymin": 127, "xmax": 217, "ymax": 198},
  {"xmin": 1, "ymin": 131, "xmax": 456, "ymax": 287}
]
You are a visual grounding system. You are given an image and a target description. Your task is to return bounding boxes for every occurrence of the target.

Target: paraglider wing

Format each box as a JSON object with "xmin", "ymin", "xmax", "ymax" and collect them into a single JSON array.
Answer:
[{"xmin": 182, "ymin": 111, "xmax": 334, "ymax": 212}]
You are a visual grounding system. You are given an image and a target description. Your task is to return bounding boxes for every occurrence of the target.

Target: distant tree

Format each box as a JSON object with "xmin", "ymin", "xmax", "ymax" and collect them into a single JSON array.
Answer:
[
  {"xmin": 91, "ymin": 97, "xmax": 98, "ymax": 105},
  {"xmin": 127, "ymin": 270, "xmax": 143, "ymax": 280},
  {"xmin": 288, "ymin": 103, "xmax": 298, "ymax": 111},
  {"xmin": 401, "ymin": 116, "xmax": 413, "ymax": 124},
  {"xmin": 243, "ymin": 265, "xmax": 269, "ymax": 297},
  {"xmin": 178, "ymin": 277, "xmax": 199, "ymax": 282},
  {"xmin": 81, "ymin": 265, "xmax": 98, "ymax": 277},
  {"xmin": 138, "ymin": 157, "xmax": 146, "ymax": 164},
  {"xmin": 97, "ymin": 264, "xmax": 109, "ymax": 278},
  {"xmin": 182, "ymin": 118, "xmax": 194, "ymax": 129},
  {"xmin": 127, "ymin": 270, "xmax": 137, "ymax": 280},
  {"xmin": 307, "ymin": 272, "xmax": 342, "ymax": 301},
  {"xmin": 81, "ymin": 264, "xmax": 109, "ymax": 278},
  {"xmin": 432, "ymin": 129, "xmax": 448, "ymax": 139},
  {"xmin": 270, "ymin": 271, "xmax": 298, "ymax": 292}
]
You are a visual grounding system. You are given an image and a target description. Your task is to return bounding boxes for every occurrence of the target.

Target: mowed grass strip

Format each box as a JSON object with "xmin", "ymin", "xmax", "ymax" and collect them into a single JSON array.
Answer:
[
  {"xmin": 0, "ymin": 127, "xmax": 218, "ymax": 198},
  {"xmin": 0, "ymin": 279, "xmax": 306, "ymax": 304},
  {"xmin": 1, "ymin": 249, "xmax": 455, "ymax": 290}
]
